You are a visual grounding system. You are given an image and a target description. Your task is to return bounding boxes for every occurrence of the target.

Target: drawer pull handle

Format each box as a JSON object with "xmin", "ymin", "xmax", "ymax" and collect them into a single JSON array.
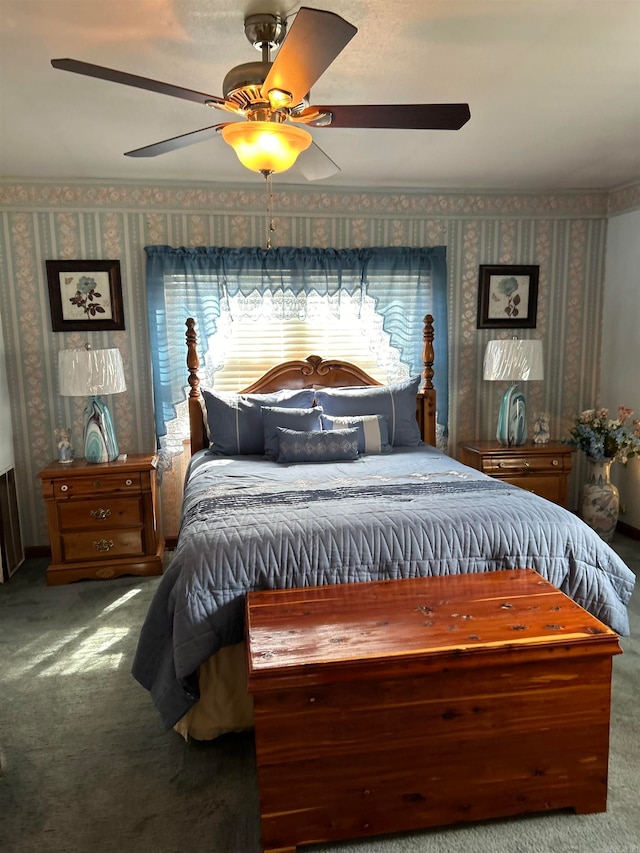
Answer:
[
  {"xmin": 60, "ymin": 484, "xmax": 69, "ymax": 492},
  {"xmin": 90, "ymin": 508, "xmax": 111, "ymax": 520},
  {"xmin": 125, "ymin": 478, "xmax": 133, "ymax": 486},
  {"xmin": 93, "ymin": 480, "xmax": 102, "ymax": 488},
  {"xmin": 498, "ymin": 462, "xmax": 506, "ymax": 468},
  {"xmin": 524, "ymin": 460, "xmax": 531, "ymax": 468},
  {"xmin": 93, "ymin": 538, "xmax": 114, "ymax": 552},
  {"xmin": 551, "ymin": 459, "xmax": 559, "ymax": 466}
]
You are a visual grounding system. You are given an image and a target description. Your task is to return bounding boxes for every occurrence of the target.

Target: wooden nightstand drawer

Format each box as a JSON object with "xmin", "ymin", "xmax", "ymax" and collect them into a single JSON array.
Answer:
[
  {"xmin": 62, "ymin": 528, "xmax": 144, "ymax": 561},
  {"xmin": 57, "ymin": 496, "xmax": 143, "ymax": 531},
  {"xmin": 482, "ymin": 453, "xmax": 568, "ymax": 475},
  {"xmin": 505, "ymin": 476, "xmax": 565, "ymax": 503},
  {"xmin": 52, "ymin": 472, "xmax": 141, "ymax": 499}
]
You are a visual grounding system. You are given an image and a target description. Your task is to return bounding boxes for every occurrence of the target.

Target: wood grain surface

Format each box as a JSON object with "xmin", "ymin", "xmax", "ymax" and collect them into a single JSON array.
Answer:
[{"xmin": 247, "ymin": 570, "xmax": 621, "ymax": 853}]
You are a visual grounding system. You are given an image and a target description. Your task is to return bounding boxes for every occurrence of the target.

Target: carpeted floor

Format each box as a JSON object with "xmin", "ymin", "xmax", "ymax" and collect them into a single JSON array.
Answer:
[{"xmin": 0, "ymin": 534, "xmax": 638, "ymax": 853}]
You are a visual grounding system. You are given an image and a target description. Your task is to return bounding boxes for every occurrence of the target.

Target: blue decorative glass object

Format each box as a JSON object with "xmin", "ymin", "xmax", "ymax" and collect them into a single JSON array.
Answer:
[
  {"xmin": 83, "ymin": 396, "xmax": 119, "ymax": 463},
  {"xmin": 496, "ymin": 383, "xmax": 527, "ymax": 446}
]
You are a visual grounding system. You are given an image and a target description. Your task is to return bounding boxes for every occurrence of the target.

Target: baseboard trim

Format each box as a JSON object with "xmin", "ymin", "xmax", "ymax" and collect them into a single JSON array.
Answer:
[
  {"xmin": 617, "ymin": 520, "xmax": 640, "ymax": 540},
  {"xmin": 25, "ymin": 545, "xmax": 51, "ymax": 559}
]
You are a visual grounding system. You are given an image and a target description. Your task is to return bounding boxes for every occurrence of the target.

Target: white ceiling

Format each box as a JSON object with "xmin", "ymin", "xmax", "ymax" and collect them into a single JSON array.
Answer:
[{"xmin": 1, "ymin": 0, "xmax": 639, "ymax": 192}]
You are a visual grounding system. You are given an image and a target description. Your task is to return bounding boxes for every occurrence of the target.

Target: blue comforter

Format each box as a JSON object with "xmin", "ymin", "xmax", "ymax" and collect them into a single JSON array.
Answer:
[{"xmin": 132, "ymin": 446, "xmax": 635, "ymax": 729}]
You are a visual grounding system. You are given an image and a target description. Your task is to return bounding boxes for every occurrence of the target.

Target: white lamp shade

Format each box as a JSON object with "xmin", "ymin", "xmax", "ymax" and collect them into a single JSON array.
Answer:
[
  {"xmin": 483, "ymin": 339, "xmax": 544, "ymax": 382},
  {"xmin": 58, "ymin": 347, "xmax": 126, "ymax": 397}
]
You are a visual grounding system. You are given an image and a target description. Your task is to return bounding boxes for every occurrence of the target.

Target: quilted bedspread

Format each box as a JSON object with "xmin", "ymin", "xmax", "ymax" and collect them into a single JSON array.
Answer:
[{"xmin": 132, "ymin": 446, "xmax": 635, "ymax": 729}]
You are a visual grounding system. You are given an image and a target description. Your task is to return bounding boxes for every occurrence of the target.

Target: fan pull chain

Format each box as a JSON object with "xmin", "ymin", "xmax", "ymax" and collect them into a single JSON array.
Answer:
[{"xmin": 262, "ymin": 170, "xmax": 276, "ymax": 250}]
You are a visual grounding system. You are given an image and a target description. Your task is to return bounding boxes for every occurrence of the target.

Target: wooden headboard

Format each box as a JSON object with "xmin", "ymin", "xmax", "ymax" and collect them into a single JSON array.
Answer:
[{"xmin": 185, "ymin": 314, "xmax": 437, "ymax": 453}]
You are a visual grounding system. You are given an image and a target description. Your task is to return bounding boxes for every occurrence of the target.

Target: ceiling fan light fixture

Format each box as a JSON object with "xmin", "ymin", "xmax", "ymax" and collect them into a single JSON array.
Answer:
[
  {"xmin": 221, "ymin": 121, "xmax": 312, "ymax": 174},
  {"xmin": 267, "ymin": 87, "xmax": 294, "ymax": 110}
]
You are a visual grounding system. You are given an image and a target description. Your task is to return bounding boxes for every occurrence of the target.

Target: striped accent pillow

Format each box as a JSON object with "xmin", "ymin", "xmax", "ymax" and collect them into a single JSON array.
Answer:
[{"xmin": 321, "ymin": 414, "xmax": 392, "ymax": 454}]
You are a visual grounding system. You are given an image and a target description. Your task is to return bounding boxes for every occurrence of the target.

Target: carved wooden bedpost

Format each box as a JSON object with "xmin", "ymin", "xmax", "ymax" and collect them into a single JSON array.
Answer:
[
  {"xmin": 419, "ymin": 314, "xmax": 437, "ymax": 447},
  {"xmin": 186, "ymin": 318, "xmax": 208, "ymax": 455}
]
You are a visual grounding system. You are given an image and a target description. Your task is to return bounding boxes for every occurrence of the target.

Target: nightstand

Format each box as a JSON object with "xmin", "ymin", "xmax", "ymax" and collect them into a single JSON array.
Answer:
[
  {"xmin": 458, "ymin": 440, "xmax": 573, "ymax": 507},
  {"xmin": 38, "ymin": 453, "xmax": 164, "ymax": 586}
]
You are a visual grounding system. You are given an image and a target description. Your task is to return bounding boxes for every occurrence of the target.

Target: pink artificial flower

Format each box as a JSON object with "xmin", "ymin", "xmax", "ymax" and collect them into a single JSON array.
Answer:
[{"xmin": 617, "ymin": 405, "xmax": 633, "ymax": 421}]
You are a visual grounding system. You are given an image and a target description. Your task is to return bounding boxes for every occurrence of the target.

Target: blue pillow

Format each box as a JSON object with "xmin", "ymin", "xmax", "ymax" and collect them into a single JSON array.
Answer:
[
  {"xmin": 262, "ymin": 406, "xmax": 323, "ymax": 460},
  {"xmin": 321, "ymin": 414, "xmax": 392, "ymax": 454},
  {"xmin": 201, "ymin": 388, "xmax": 315, "ymax": 455},
  {"xmin": 276, "ymin": 427, "xmax": 359, "ymax": 464},
  {"xmin": 315, "ymin": 376, "xmax": 422, "ymax": 447}
]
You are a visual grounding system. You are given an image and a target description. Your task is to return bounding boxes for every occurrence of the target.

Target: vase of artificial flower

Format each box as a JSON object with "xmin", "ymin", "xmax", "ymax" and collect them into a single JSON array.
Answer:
[
  {"xmin": 565, "ymin": 405, "xmax": 640, "ymax": 543},
  {"xmin": 581, "ymin": 458, "xmax": 619, "ymax": 543}
]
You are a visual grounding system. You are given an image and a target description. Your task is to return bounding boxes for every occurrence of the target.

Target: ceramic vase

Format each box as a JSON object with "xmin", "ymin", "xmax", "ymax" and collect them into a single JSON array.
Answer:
[
  {"xmin": 82, "ymin": 396, "xmax": 120, "ymax": 463},
  {"xmin": 496, "ymin": 384, "xmax": 527, "ymax": 446},
  {"xmin": 581, "ymin": 458, "xmax": 619, "ymax": 543}
]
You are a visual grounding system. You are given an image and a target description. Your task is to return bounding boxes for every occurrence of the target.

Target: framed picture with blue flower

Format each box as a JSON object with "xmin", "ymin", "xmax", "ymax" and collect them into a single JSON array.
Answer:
[
  {"xmin": 477, "ymin": 264, "xmax": 539, "ymax": 329},
  {"xmin": 46, "ymin": 259, "xmax": 125, "ymax": 332}
]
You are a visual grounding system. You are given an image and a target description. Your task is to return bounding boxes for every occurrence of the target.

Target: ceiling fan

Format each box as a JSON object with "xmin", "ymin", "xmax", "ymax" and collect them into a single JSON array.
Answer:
[{"xmin": 51, "ymin": 6, "xmax": 471, "ymax": 181}]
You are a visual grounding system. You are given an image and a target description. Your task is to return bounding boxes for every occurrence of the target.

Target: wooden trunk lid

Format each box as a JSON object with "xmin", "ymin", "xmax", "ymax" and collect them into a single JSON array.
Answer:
[{"xmin": 246, "ymin": 570, "xmax": 620, "ymax": 690}]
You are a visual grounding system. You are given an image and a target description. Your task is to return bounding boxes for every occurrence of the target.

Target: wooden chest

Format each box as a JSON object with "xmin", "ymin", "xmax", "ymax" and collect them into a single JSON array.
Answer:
[{"xmin": 246, "ymin": 570, "xmax": 621, "ymax": 853}]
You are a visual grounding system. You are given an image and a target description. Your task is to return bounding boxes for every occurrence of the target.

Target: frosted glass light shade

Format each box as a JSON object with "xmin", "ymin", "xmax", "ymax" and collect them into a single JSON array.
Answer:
[
  {"xmin": 58, "ymin": 347, "xmax": 126, "ymax": 397},
  {"xmin": 221, "ymin": 121, "xmax": 312, "ymax": 174},
  {"xmin": 483, "ymin": 339, "xmax": 543, "ymax": 382}
]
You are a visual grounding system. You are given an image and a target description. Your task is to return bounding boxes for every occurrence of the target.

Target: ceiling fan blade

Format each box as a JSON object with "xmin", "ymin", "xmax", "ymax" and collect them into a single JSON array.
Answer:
[
  {"xmin": 300, "ymin": 103, "xmax": 471, "ymax": 130},
  {"xmin": 261, "ymin": 7, "xmax": 357, "ymax": 107},
  {"xmin": 124, "ymin": 125, "xmax": 227, "ymax": 158},
  {"xmin": 51, "ymin": 58, "xmax": 227, "ymax": 107},
  {"xmin": 297, "ymin": 141, "xmax": 340, "ymax": 181}
]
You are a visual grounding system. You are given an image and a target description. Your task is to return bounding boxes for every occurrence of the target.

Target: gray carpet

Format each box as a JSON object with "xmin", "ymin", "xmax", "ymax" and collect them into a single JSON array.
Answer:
[{"xmin": 0, "ymin": 534, "xmax": 638, "ymax": 853}]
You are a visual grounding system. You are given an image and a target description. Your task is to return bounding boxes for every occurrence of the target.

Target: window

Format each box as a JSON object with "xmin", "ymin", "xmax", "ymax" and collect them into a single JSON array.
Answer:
[
  {"xmin": 146, "ymin": 245, "xmax": 448, "ymax": 457},
  {"xmin": 201, "ymin": 291, "xmax": 408, "ymax": 392}
]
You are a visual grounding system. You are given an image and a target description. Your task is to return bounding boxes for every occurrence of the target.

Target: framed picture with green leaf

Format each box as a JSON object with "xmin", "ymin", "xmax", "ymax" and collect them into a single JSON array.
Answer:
[
  {"xmin": 477, "ymin": 264, "xmax": 539, "ymax": 329},
  {"xmin": 46, "ymin": 259, "xmax": 125, "ymax": 332}
]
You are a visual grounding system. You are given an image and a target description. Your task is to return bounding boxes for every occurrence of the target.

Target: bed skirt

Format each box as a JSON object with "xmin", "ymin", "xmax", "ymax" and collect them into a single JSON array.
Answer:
[{"xmin": 174, "ymin": 642, "xmax": 255, "ymax": 741}]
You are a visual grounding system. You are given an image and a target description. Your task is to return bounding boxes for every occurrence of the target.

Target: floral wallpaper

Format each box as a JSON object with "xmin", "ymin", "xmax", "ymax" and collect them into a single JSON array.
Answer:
[{"xmin": 0, "ymin": 179, "xmax": 636, "ymax": 549}]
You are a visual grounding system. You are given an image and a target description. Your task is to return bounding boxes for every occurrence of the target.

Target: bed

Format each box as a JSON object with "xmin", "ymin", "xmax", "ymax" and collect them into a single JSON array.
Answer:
[{"xmin": 132, "ymin": 315, "xmax": 635, "ymax": 740}]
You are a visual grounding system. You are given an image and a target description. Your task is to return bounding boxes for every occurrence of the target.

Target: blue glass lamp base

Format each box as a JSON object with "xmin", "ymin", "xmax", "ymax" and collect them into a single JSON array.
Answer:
[
  {"xmin": 496, "ymin": 384, "xmax": 527, "ymax": 446},
  {"xmin": 83, "ymin": 396, "xmax": 120, "ymax": 463}
]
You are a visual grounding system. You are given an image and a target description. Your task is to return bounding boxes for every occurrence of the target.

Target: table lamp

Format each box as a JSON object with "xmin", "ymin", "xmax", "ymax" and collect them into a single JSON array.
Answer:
[
  {"xmin": 58, "ymin": 346, "xmax": 126, "ymax": 463},
  {"xmin": 483, "ymin": 338, "xmax": 543, "ymax": 446}
]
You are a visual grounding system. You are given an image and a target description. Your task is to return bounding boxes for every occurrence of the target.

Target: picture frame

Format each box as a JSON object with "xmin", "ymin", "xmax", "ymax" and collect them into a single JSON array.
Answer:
[
  {"xmin": 477, "ymin": 264, "xmax": 539, "ymax": 329},
  {"xmin": 46, "ymin": 259, "xmax": 125, "ymax": 332}
]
